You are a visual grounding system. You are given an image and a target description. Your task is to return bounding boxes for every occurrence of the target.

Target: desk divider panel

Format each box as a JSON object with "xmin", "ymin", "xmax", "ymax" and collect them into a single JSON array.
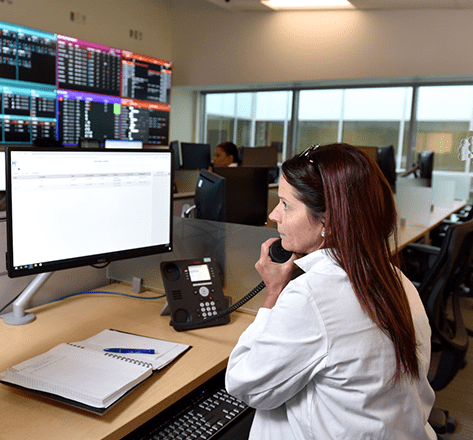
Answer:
[
  {"xmin": 432, "ymin": 179, "xmax": 456, "ymax": 210},
  {"xmin": 107, "ymin": 217, "xmax": 279, "ymax": 313},
  {"xmin": 432, "ymin": 173, "xmax": 470, "ymax": 205},
  {"xmin": 395, "ymin": 179, "xmax": 434, "ymax": 226}
]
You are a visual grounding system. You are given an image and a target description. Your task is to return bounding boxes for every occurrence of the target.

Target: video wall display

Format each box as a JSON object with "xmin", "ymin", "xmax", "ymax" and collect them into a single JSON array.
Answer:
[{"xmin": 0, "ymin": 20, "xmax": 172, "ymax": 146}]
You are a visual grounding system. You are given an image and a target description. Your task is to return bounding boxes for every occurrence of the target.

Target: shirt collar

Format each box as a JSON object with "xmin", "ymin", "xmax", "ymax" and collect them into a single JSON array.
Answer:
[{"xmin": 295, "ymin": 248, "xmax": 345, "ymax": 276}]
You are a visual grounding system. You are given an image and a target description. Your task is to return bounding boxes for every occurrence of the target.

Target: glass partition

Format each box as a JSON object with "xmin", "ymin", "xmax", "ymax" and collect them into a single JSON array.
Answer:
[{"xmin": 107, "ymin": 217, "xmax": 280, "ymax": 313}]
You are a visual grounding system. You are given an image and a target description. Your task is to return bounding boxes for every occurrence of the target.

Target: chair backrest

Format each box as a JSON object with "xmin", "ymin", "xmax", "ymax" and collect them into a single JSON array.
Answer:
[{"xmin": 417, "ymin": 219, "xmax": 473, "ymax": 390}]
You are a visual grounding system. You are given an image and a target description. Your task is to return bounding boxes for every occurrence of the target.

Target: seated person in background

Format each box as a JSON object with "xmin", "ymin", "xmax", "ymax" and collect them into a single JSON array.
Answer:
[
  {"xmin": 226, "ymin": 143, "xmax": 436, "ymax": 440},
  {"xmin": 212, "ymin": 141, "xmax": 240, "ymax": 168}
]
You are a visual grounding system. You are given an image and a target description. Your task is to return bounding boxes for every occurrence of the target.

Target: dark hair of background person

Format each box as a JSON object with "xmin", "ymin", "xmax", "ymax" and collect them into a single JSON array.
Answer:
[
  {"xmin": 282, "ymin": 143, "xmax": 419, "ymax": 384},
  {"xmin": 217, "ymin": 141, "xmax": 240, "ymax": 164}
]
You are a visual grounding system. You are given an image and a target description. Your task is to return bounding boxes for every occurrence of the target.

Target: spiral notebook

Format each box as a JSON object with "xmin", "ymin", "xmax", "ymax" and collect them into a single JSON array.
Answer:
[{"xmin": 0, "ymin": 329, "xmax": 190, "ymax": 415}]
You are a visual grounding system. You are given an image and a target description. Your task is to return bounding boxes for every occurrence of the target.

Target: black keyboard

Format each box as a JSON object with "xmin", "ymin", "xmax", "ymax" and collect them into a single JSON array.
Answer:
[{"xmin": 123, "ymin": 370, "xmax": 252, "ymax": 440}]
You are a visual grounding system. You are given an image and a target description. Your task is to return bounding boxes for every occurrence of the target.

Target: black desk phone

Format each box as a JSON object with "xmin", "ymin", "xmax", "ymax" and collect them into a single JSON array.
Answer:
[{"xmin": 160, "ymin": 239, "xmax": 293, "ymax": 331}]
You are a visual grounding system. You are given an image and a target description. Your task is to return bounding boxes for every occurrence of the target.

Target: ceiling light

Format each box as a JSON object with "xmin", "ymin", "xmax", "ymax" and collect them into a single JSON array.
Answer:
[{"xmin": 261, "ymin": 0, "xmax": 354, "ymax": 10}]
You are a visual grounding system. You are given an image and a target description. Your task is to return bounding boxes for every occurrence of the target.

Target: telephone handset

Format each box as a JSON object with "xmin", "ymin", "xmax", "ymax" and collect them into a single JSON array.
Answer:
[{"xmin": 161, "ymin": 239, "xmax": 293, "ymax": 331}]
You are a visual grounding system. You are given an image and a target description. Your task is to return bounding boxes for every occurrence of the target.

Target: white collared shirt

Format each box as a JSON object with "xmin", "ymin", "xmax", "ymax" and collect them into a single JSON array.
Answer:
[{"xmin": 226, "ymin": 248, "xmax": 436, "ymax": 440}]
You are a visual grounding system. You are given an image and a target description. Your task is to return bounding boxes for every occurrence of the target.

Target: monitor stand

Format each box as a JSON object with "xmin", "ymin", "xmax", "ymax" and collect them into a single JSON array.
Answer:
[
  {"xmin": 160, "ymin": 301, "xmax": 170, "ymax": 316},
  {"xmin": 1, "ymin": 272, "xmax": 53, "ymax": 325}
]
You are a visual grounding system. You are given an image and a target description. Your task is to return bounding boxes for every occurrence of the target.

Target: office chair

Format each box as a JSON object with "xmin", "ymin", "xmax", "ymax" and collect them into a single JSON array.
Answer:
[
  {"xmin": 430, "ymin": 205, "xmax": 473, "ymax": 305},
  {"xmin": 402, "ymin": 219, "xmax": 473, "ymax": 435},
  {"xmin": 430, "ymin": 204, "xmax": 473, "ymax": 247}
]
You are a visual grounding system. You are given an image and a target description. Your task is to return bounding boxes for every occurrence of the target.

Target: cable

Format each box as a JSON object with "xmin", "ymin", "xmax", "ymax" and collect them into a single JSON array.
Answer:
[
  {"xmin": 50, "ymin": 290, "xmax": 166, "ymax": 303},
  {"xmin": 0, "ymin": 293, "xmax": 22, "ymax": 314},
  {"xmin": 1, "ymin": 289, "xmax": 165, "ymax": 315}
]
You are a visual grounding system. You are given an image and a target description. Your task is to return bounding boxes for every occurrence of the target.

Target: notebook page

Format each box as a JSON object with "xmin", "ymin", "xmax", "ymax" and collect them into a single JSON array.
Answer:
[
  {"xmin": 0, "ymin": 343, "xmax": 152, "ymax": 408},
  {"xmin": 74, "ymin": 329, "xmax": 190, "ymax": 370}
]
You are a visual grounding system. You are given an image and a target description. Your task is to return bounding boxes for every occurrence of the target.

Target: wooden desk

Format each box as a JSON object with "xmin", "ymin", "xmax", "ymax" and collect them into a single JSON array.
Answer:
[
  {"xmin": 0, "ymin": 283, "xmax": 255, "ymax": 440},
  {"xmin": 396, "ymin": 200, "xmax": 466, "ymax": 251}
]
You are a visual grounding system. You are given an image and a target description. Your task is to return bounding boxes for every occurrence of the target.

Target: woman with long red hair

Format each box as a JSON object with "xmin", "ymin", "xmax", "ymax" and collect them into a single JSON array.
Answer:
[{"xmin": 226, "ymin": 143, "xmax": 436, "ymax": 439}]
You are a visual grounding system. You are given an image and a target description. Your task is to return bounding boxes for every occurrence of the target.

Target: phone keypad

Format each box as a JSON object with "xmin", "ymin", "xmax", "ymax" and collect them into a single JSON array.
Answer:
[{"xmin": 197, "ymin": 300, "xmax": 218, "ymax": 318}]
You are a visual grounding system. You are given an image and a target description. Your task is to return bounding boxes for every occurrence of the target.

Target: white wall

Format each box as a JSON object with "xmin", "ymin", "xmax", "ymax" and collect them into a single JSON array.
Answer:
[
  {"xmin": 0, "ymin": 0, "xmax": 172, "ymax": 61},
  {"xmin": 171, "ymin": 0, "xmax": 473, "ymax": 89}
]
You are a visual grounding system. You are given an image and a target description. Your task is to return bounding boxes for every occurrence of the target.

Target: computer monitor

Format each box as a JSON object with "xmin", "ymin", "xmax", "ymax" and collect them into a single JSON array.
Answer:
[
  {"xmin": 180, "ymin": 142, "xmax": 211, "ymax": 170},
  {"xmin": 5, "ymin": 147, "xmax": 173, "ymax": 279},
  {"xmin": 0, "ymin": 150, "xmax": 5, "ymax": 219},
  {"xmin": 104, "ymin": 139, "xmax": 143, "ymax": 149},
  {"xmin": 0, "ymin": 150, "xmax": 5, "ymax": 192},
  {"xmin": 240, "ymin": 145, "xmax": 278, "ymax": 167},
  {"xmin": 169, "ymin": 140, "xmax": 181, "ymax": 170},
  {"xmin": 357, "ymin": 145, "xmax": 396, "ymax": 192},
  {"xmin": 214, "ymin": 167, "xmax": 269, "ymax": 226},
  {"xmin": 194, "ymin": 169, "xmax": 226, "ymax": 222},
  {"xmin": 417, "ymin": 151, "xmax": 434, "ymax": 180},
  {"xmin": 376, "ymin": 145, "xmax": 396, "ymax": 191}
]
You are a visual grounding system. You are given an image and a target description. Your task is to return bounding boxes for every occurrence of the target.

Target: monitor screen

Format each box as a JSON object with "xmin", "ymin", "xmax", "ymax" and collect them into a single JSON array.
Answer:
[
  {"xmin": 0, "ymin": 19, "xmax": 172, "ymax": 147},
  {"xmin": 104, "ymin": 139, "xmax": 143, "ymax": 149},
  {"xmin": 180, "ymin": 142, "xmax": 211, "ymax": 170},
  {"xmin": 5, "ymin": 147, "xmax": 173, "ymax": 278},
  {"xmin": 214, "ymin": 167, "xmax": 269, "ymax": 226},
  {"xmin": 57, "ymin": 90, "xmax": 121, "ymax": 146},
  {"xmin": 194, "ymin": 169, "xmax": 226, "ymax": 222}
]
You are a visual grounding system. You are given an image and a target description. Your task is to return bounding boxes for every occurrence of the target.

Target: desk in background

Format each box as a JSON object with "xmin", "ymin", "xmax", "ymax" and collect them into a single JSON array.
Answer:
[{"xmin": 396, "ymin": 200, "xmax": 466, "ymax": 251}]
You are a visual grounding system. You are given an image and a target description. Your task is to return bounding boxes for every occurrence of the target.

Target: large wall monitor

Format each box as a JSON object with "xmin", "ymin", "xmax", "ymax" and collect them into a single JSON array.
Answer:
[
  {"xmin": 0, "ymin": 20, "xmax": 172, "ymax": 146},
  {"xmin": 5, "ymin": 147, "xmax": 173, "ymax": 279}
]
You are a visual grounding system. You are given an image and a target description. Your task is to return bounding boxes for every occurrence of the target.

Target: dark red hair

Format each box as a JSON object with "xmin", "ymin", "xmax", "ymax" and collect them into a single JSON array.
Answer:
[{"xmin": 282, "ymin": 143, "xmax": 419, "ymax": 383}]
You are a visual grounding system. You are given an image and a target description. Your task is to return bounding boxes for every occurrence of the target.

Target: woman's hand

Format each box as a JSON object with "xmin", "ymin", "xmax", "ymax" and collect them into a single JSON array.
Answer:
[{"xmin": 255, "ymin": 238, "xmax": 297, "ymax": 309}]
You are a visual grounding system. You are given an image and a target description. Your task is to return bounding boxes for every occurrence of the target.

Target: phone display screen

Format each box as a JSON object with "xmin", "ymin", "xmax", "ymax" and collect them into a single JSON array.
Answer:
[{"xmin": 188, "ymin": 264, "xmax": 211, "ymax": 283}]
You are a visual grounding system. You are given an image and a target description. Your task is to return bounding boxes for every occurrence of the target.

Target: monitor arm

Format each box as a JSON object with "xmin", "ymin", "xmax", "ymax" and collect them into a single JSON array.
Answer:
[
  {"xmin": 400, "ymin": 162, "xmax": 420, "ymax": 178},
  {"xmin": 0, "ymin": 272, "xmax": 53, "ymax": 325}
]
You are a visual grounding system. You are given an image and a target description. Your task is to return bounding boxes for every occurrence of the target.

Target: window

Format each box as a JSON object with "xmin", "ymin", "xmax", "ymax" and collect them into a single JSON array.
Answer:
[
  {"xmin": 205, "ymin": 93, "xmax": 236, "ymax": 148},
  {"xmin": 298, "ymin": 89, "xmax": 343, "ymax": 152},
  {"xmin": 341, "ymin": 88, "xmax": 412, "ymax": 170},
  {"xmin": 415, "ymin": 86, "xmax": 473, "ymax": 172},
  {"xmin": 204, "ymin": 91, "xmax": 292, "ymax": 162},
  {"xmin": 202, "ymin": 84, "xmax": 473, "ymax": 178}
]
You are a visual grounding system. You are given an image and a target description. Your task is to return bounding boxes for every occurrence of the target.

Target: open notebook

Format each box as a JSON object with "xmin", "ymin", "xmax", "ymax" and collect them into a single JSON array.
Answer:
[{"xmin": 0, "ymin": 329, "xmax": 191, "ymax": 414}]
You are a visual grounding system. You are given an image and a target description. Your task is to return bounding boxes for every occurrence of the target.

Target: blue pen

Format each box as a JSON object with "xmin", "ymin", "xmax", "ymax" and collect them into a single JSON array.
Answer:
[{"xmin": 104, "ymin": 348, "xmax": 155, "ymax": 354}]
